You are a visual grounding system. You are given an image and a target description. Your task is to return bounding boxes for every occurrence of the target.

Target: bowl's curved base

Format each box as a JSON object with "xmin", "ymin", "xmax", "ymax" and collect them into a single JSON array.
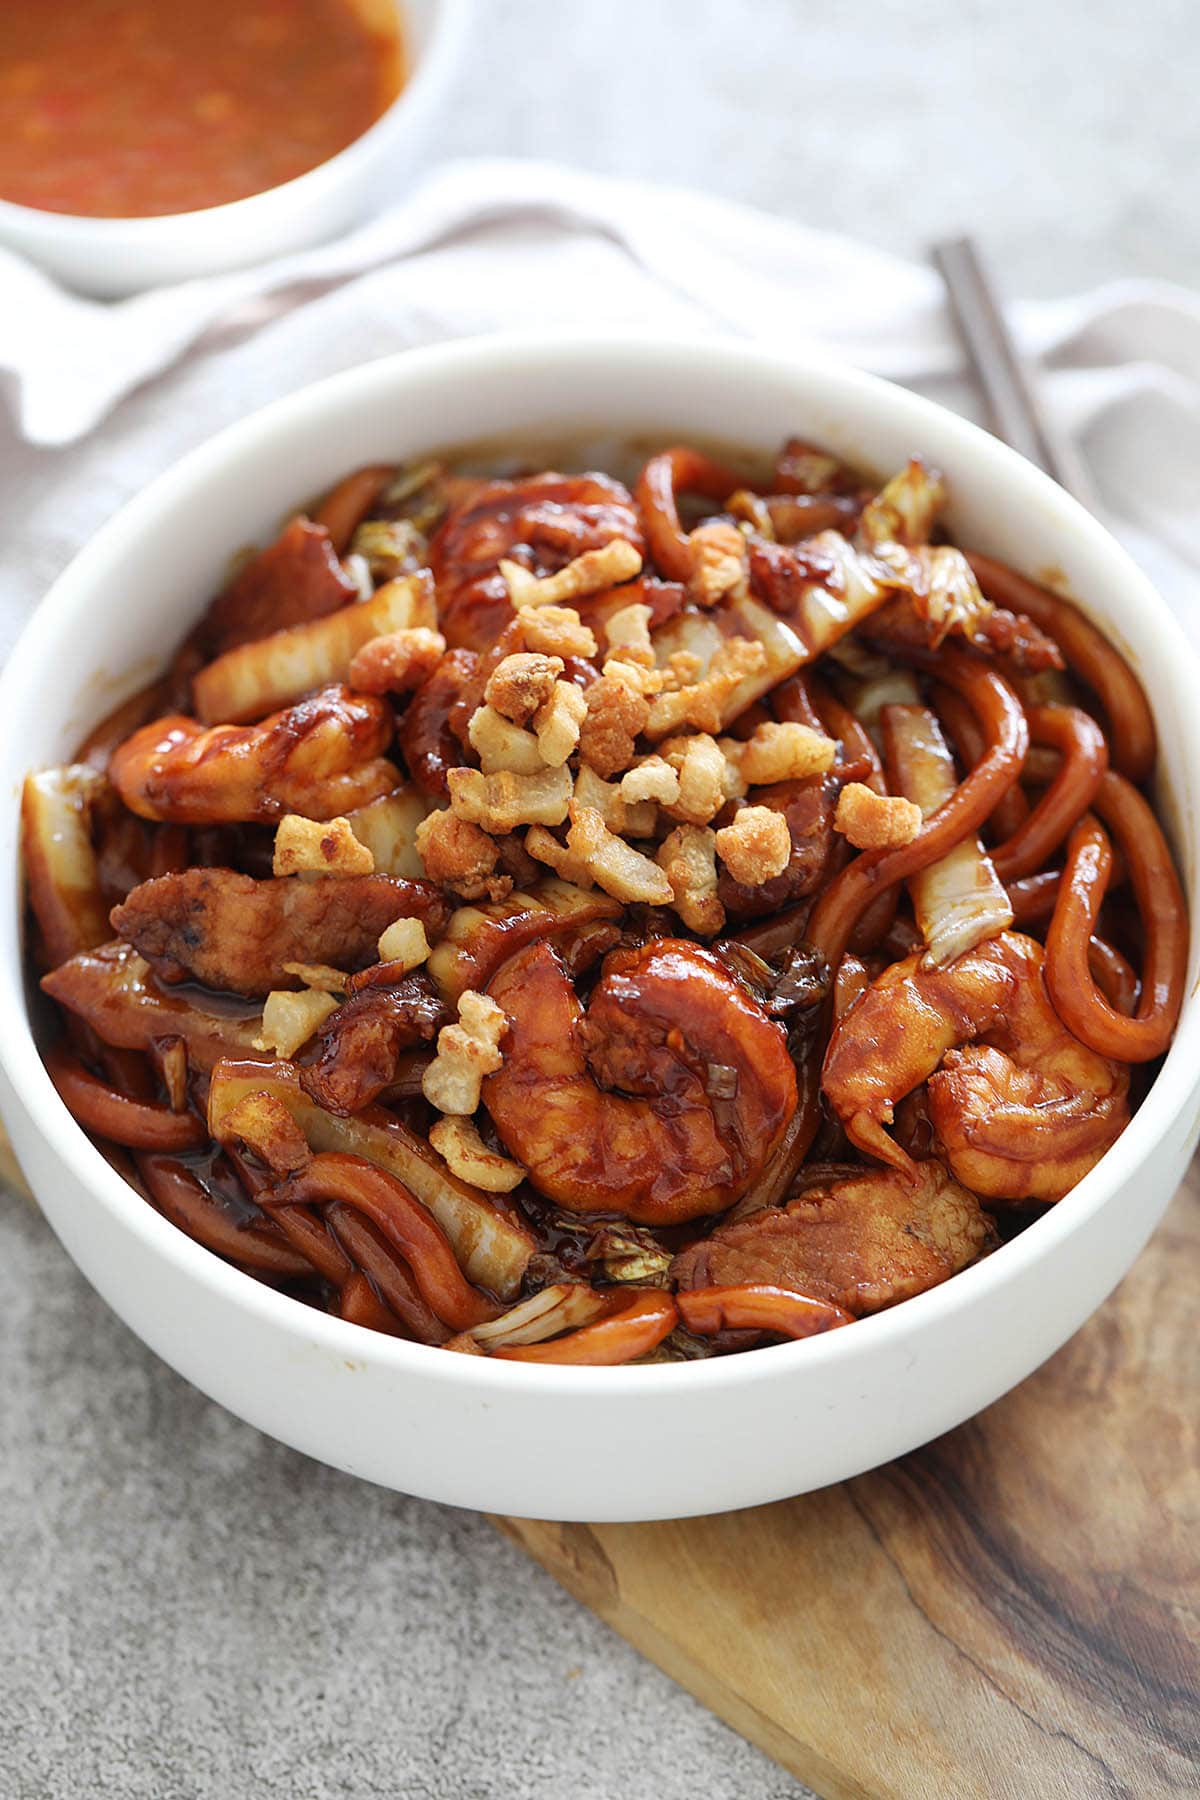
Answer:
[{"xmin": 7, "ymin": 1072, "xmax": 1196, "ymax": 1522}]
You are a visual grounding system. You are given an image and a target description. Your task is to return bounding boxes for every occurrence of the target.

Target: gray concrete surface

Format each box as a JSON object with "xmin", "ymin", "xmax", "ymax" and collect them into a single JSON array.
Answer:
[
  {"xmin": 3, "ymin": 3, "xmax": 1198, "ymax": 1796},
  {"xmin": 435, "ymin": 0, "xmax": 1200, "ymax": 298}
]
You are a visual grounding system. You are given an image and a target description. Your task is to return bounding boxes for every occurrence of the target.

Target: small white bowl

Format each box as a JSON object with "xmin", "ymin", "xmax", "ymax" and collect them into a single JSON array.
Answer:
[
  {"xmin": 0, "ymin": 0, "xmax": 466, "ymax": 298},
  {"xmin": 2, "ymin": 332, "xmax": 1197, "ymax": 1521}
]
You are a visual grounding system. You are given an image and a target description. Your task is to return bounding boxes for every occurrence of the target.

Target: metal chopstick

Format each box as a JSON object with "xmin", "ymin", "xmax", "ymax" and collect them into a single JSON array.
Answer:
[{"xmin": 931, "ymin": 234, "xmax": 1101, "ymax": 513}]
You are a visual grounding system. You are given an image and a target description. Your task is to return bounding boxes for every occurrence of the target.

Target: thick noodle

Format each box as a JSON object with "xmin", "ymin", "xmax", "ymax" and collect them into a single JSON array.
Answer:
[
  {"xmin": 1046, "ymin": 778, "xmax": 1187, "ymax": 1061},
  {"xmin": 966, "ymin": 552, "xmax": 1156, "ymax": 782},
  {"xmin": 806, "ymin": 647, "xmax": 1029, "ymax": 970}
]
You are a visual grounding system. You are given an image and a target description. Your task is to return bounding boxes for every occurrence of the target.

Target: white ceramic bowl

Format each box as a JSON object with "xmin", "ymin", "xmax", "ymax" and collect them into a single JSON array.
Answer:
[
  {"xmin": 0, "ymin": 0, "xmax": 466, "ymax": 297},
  {"xmin": 2, "ymin": 333, "xmax": 1197, "ymax": 1522}
]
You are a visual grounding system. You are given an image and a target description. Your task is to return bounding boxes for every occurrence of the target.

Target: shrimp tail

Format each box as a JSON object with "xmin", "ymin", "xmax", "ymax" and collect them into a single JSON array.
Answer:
[{"xmin": 846, "ymin": 1109, "xmax": 920, "ymax": 1180}]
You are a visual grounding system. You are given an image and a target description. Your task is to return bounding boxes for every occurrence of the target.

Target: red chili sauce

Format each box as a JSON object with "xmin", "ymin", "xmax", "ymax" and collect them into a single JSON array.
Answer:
[{"xmin": 0, "ymin": 0, "xmax": 405, "ymax": 218}]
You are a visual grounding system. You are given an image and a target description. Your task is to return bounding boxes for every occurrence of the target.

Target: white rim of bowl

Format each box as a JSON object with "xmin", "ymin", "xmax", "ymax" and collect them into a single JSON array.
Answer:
[
  {"xmin": 0, "ymin": 0, "xmax": 469, "ymax": 242},
  {"xmin": 2, "ymin": 328, "xmax": 1197, "ymax": 1399}
]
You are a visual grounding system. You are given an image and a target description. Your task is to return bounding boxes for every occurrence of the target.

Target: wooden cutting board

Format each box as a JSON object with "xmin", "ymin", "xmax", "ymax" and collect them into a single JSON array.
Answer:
[
  {"xmin": 5, "ymin": 1123, "xmax": 1196, "ymax": 1797},
  {"xmin": 496, "ymin": 1167, "xmax": 1200, "ymax": 1800}
]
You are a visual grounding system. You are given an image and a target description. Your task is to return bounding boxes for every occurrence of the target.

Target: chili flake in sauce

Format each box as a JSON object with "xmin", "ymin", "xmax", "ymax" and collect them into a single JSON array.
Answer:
[{"xmin": 0, "ymin": 0, "xmax": 405, "ymax": 218}]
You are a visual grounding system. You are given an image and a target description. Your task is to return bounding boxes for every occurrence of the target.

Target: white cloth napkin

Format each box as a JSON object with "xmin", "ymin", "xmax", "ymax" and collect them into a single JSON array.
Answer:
[{"xmin": 3, "ymin": 157, "xmax": 1199, "ymax": 656}]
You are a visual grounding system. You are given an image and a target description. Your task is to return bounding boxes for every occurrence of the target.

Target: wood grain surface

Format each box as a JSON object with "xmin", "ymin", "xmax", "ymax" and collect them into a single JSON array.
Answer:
[
  {"xmin": 497, "ymin": 1166, "xmax": 1200, "ymax": 1800},
  {"xmin": 5, "ymin": 1120, "xmax": 1196, "ymax": 1798}
]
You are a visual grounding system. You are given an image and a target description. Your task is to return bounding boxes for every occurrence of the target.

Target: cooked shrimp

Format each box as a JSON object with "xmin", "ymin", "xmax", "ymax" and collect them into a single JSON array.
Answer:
[
  {"xmin": 109, "ymin": 686, "xmax": 398, "ymax": 824},
  {"xmin": 822, "ymin": 930, "xmax": 1130, "ymax": 1201},
  {"xmin": 482, "ymin": 939, "xmax": 798, "ymax": 1224}
]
